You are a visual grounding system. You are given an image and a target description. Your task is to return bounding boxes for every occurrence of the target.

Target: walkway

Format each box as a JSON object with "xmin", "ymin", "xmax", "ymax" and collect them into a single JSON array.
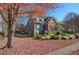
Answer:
[{"xmin": 48, "ymin": 42, "xmax": 79, "ymax": 55}]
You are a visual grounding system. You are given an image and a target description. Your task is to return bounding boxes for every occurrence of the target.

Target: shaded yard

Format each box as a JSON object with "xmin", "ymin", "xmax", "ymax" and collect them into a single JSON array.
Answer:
[{"xmin": 0, "ymin": 36, "xmax": 79, "ymax": 55}]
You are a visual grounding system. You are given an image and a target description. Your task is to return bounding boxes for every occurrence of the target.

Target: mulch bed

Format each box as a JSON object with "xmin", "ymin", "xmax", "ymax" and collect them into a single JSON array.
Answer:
[{"xmin": 0, "ymin": 37, "xmax": 79, "ymax": 55}]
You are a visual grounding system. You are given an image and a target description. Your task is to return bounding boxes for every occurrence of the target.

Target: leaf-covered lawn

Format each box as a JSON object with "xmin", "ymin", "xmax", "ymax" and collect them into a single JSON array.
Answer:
[
  {"xmin": 0, "ymin": 37, "xmax": 79, "ymax": 55},
  {"xmin": 70, "ymin": 49, "xmax": 79, "ymax": 55}
]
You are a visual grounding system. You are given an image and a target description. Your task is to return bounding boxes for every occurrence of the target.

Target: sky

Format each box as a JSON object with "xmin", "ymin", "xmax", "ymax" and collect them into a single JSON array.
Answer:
[{"xmin": 47, "ymin": 3, "xmax": 79, "ymax": 22}]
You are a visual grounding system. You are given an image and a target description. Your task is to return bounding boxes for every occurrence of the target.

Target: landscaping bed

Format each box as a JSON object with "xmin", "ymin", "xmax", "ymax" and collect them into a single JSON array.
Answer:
[
  {"xmin": 0, "ymin": 37, "xmax": 79, "ymax": 55},
  {"xmin": 34, "ymin": 29, "xmax": 79, "ymax": 40}
]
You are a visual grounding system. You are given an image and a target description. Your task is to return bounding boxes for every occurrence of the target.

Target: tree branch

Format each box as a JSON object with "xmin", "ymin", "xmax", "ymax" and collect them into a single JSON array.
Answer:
[
  {"xmin": 14, "ymin": 3, "xmax": 20, "ymax": 15},
  {"xmin": 0, "ymin": 12, "xmax": 8, "ymax": 23}
]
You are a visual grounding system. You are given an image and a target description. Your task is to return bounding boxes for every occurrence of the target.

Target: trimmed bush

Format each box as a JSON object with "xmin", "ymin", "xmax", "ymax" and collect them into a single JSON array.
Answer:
[
  {"xmin": 68, "ymin": 34, "xmax": 76, "ymax": 39},
  {"xmin": 46, "ymin": 35, "xmax": 51, "ymax": 39},
  {"xmin": 34, "ymin": 29, "xmax": 79, "ymax": 40},
  {"xmin": 51, "ymin": 34, "xmax": 59, "ymax": 39},
  {"xmin": 61, "ymin": 36, "xmax": 69, "ymax": 40},
  {"xmin": 34, "ymin": 34, "xmax": 43, "ymax": 39},
  {"xmin": 75, "ymin": 33, "xmax": 79, "ymax": 39},
  {"xmin": 41, "ymin": 36, "xmax": 47, "ymax": 40}
]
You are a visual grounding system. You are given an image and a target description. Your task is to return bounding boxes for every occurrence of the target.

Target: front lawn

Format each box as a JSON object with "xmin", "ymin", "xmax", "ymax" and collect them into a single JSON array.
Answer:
[
  {"xmin": 70, "ymin": 49, "xmax": 79, "ymax": 55},
  {"xmin": 0, "ymin": 37, "xmax": 78, "ymax": 55}
]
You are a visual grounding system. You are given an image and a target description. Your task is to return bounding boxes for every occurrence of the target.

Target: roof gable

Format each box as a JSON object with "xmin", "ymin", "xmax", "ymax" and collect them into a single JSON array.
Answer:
[
  {"xmin": 34, "ymin": 16, "xmax": 57, "ymax": 24},
  {"xmin": 44, "ymin": 17, "xmax": 57, "ymax": 23}
]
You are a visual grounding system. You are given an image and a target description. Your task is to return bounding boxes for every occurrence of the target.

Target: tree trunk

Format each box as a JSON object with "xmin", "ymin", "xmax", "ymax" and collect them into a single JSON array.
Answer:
[
  {"xmin": 6, "ymin": 20, "xmax": 15, "ymax": 48},
  {"xmin": 6, "ymin": 8, "xmax": 15, "ymax": 48}
]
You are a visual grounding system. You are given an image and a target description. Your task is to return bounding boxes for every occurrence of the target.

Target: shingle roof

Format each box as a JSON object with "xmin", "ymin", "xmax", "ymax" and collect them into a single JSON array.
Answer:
[
  {"xmin": 34, "ymin": 16, "xmax": 57, "ymax": 24},
  {"xmin": 44, "ymin": 17, "xmax": 57, "ymax": 24}
]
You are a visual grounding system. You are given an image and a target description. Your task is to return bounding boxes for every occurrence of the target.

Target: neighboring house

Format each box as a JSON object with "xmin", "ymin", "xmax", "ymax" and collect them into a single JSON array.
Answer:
[{"xmin": 26, "ymin": 16, "xmax": 57, "ymax": 37}]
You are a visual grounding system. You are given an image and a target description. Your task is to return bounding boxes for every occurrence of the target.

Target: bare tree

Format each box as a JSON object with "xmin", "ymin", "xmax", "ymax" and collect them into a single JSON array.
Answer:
[{"xmin": 63, "ymin": 12, "xmax": 79, "ymax": 33}]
